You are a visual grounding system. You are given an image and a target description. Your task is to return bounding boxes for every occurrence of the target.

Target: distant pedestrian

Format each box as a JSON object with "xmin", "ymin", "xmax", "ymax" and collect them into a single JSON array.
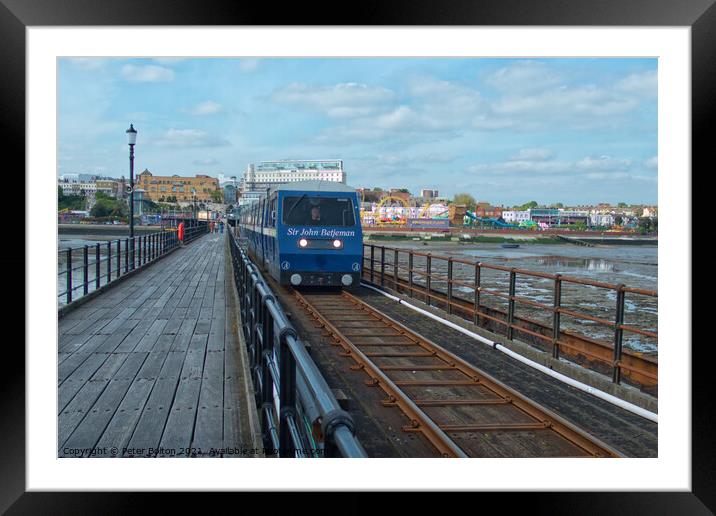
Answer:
[{"xmin": 219, "ymin": 221, "xmax": 224, "ymax": 234}]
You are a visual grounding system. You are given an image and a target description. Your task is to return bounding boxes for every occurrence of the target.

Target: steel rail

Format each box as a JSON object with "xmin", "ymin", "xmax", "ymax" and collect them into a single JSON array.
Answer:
[
  {"xmin": 296, "ymin": 289, "xmax": 622, "ymax": 458},
  {"xmin": 294, "ymin": 290, "xmax": 468, "ymax": 458}
]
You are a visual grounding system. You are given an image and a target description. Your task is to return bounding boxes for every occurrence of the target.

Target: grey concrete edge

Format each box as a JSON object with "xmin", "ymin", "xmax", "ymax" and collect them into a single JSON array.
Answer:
[
  {"xmin": 360, "ymin": 280, "xmax": 658, "ymax": 414},
  {"xmin": 58, "ymin": 242, "xmax": 182, "ymax": 319},
  {"xmin": 224, "ymin": 234, "xmax": 264, "ymax": 455}
]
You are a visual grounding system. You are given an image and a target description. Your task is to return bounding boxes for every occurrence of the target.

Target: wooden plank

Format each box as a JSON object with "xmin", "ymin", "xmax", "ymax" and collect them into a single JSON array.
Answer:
[
  {"xmin": 156, "ymin": 334, "xmax": 207, "ymax": 456},
  {"xmin": 133, "ymin": 319, "xmax": 169, "ymax": 353},
  {"xmin": 123, "ymin": 350, "xmax": 186, "ymax": 456},
  {"xmin": 60, "ymin": 352, "xmax": 148, "ymax": 456},
  {"xmin": 192, "ymin": 350, "xmax": 224, "ymax": 456},
  {"xmin": 56, "ymin": 234, "xmax": 260, "ymax": 459},
  {"xmin": 58, "ymin": 353, "xmax": 112, "ymax": 408},
  {"xmin": 93, "ymin": 351, "xmax": 172, "ymax": 454},
  {"xmin": 170, "ymin": 318, "xmax": 197, "ymax": 352},
  {"xmin": 58, "ymin": 353, "xmax": 132, "ymax": 448},
  {"xmin": 113, "ymin": 318, "xmax": 159, "ymax": 353}
]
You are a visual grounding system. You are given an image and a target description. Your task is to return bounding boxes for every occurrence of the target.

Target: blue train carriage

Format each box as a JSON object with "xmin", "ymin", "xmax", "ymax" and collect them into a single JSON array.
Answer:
[{"xmin": 243, "ymin": 180, "xmax": 363, "ymax": 287}]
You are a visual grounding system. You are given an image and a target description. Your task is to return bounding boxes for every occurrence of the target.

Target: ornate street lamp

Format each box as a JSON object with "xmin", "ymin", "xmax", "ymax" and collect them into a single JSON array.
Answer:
[{"xmin": 126, "ymin": 124, "xmax": 137, "ymax": 267}]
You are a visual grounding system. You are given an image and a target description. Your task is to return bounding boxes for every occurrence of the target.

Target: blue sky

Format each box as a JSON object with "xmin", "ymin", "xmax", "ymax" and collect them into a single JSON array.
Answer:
[{"xmin": 58, "ymin": 57, "xmax": 657, "ymax": 206}]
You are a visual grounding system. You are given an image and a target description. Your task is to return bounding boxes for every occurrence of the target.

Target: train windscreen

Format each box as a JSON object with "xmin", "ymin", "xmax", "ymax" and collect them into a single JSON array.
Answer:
[{"xmin": 282, "ymin": 196, "xmax": 356, "ymax": 226}]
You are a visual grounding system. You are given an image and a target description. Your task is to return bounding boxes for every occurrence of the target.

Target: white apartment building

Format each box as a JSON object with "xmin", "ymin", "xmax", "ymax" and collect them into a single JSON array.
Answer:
[
  {"xmin": 58, "ymin": 178, "xmax": 118, "ymax": 197},
  {"xmin": 58, "ymin": 181, "xmax": 98, "ymax": 196},
  {"xmin": 241, "ymin": 160, "xmax": 346, "ymax": 194},
  {"xmin": 590, "ymin": 213, "xmax": 616, "ymax": 226},
  {"xmin": 501, "ymin": 210, "xmax": 531, "ymax": 223}
]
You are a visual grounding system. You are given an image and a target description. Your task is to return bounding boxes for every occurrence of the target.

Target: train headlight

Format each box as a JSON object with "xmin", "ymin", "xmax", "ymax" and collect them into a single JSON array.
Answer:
[
  {"xmin": 298, "ymin": 238, "xmax": 308, "ymax": 248},
  {"xmin": 341, "ymin": 274, "xmax": 353, "ymax": 286},
  {"xmin": 290, "ymin": 274, "xmax": 302, "ymax": 285},
  {"xmin": 332, "ymin": 239, "xmax": 342, "ymax": 248}
]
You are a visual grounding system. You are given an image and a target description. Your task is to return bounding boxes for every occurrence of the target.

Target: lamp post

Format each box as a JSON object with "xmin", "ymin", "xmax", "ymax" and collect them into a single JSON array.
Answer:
[
  {"xmin": 191, "ymin": 188, "xmax": 197, "ymax": 225},
  {"xmin": 126, "ymin": 124, "xmax": 137, "ymax": 268}
]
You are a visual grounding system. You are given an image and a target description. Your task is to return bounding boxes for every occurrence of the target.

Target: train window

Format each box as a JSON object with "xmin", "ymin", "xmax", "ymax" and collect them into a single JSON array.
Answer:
[{"xmin": 282, "ymin": 196, "xmax": 356, "ymax": 226}]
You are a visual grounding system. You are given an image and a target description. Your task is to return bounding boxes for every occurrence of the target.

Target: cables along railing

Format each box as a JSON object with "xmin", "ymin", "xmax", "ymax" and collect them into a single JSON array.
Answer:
[
  {"xmin": 228, "ymin": 228, "xmax": 366, "ymax": 458},
  {"xmin": 58, "ymin": 221, "xmax": 208, "ymax": 307}
]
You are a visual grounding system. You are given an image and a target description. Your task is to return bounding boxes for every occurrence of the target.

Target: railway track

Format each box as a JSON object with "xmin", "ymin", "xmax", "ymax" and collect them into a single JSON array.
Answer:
[{"xmin": 294, "ymin": 288, "xmax": 622, "ymax": 458}]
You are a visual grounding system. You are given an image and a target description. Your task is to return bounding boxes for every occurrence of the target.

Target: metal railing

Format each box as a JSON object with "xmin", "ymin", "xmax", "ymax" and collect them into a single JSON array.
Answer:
[
  {"xmin": 58, "ymin": 221, "xmax": 209, "ymax": 307},
  {"xmin": 229, "ymin": 228, "xmax": 366, "ymax": 458},
  {"xmin": 362, "ymin": 243, "xmax": 658, "ymax": 387}
]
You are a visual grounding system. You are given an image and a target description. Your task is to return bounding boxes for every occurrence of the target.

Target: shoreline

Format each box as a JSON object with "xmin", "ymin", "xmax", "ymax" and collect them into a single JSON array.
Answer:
[{"xmin": 364, "ymin": 234, "xmax": 658, "ymax": 246}]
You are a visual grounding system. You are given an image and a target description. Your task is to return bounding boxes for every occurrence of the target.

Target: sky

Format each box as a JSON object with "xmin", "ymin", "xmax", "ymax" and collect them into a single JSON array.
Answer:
[{"xmin": 58, "ymin": 57, "xmax": 657, "ymax": 206}]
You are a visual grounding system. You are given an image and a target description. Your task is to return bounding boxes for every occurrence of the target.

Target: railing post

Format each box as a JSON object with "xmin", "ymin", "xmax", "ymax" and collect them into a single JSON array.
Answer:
[
  {"xmin": 507, "ymin": 268, "xmax": 516, "ymax": 340},
  {"xmin": 83, "ymin": 245, "xmax": 89, "ymax": 296},
  {"xmin": 552, "ymin": 274, "xmax": 562, "ymax": 359},
  {"xmin": 426, "ymin": 254, "xmax": 432, "ymax": 306},
  {"xmin": 66, "ymin": 248, "xmax": 72, "ymax": 304},
  {"xmin": 408, "ymin": 252, "xmax": 414, "ymax": 298},
  {"xmin": 446, "ymin": 258, "xmax": 453, "ymax": 315},
  {"xmin": 279, "ymin": 332, "xmax": 298, "ymax": 458},
  {"xmin": 107, "ymin": 241, "xmax": 112, "ymax": 285},
  {"xmin": 393, "ymin": 249, "xmax": 399, "ymax": 292},
  {"xmin": 612, "ymin": 285, "xmax": 626, "ymax": 384},
  {"xmin": 117, "ymin": 240, "xmax": 122, "ymax": 278},
  {"xmin": 380, "ymin": 247, "xmax": 385, "ymax": 287},
  {"xmin": 261, "ymin": 303, "xmax": 275, "ymax": 455},
  {"xmin": 95, "ymin": 243, "xmax": 101, "ymax": 290},
  {"xmin": 370, "ymin": 245, "xmax": 375, "ymax": 283},
  {"xmin": 474, "ymin": 262, "xmax": 481, "ymax": 325},
  {"xmin": 138, "ymin": 236, "xmax": 143, "ymax": 265}
]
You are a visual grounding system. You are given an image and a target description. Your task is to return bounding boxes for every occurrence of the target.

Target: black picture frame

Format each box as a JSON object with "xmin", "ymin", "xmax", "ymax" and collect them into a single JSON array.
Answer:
[{"xmin": 3, "ymin": 0, "xmax": 708, "ymax": 512}]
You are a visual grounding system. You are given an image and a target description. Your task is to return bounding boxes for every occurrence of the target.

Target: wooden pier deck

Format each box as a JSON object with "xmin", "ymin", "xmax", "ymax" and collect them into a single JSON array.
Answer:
[{"xmin": 57, "ymin": 232, "xmax": 260, "ymax": 457}]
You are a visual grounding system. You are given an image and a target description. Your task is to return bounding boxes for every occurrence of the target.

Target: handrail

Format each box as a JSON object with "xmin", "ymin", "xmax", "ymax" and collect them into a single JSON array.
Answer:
[
  {"xmin": 58, "ymin": 220, "xmax": 209, "ymax": 307},
  {"xmin": 228, "ymin": 227, "xmax": 366, "ymax": 458},
  {"xmin": 362, "ymin": 243, "xmax": 657, "ymax": 387}
]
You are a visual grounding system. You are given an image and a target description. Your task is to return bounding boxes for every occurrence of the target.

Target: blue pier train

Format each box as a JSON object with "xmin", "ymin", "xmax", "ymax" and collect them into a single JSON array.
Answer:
[{"xmin": 238, "ymin": 180, "xmax": 363, "ymax": 287}]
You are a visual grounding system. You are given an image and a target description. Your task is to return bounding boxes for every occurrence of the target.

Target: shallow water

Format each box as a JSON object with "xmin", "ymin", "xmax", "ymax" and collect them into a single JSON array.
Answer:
[{"xmin": 368, "ymin": 242, "xmax": 658, "ymax": 354}]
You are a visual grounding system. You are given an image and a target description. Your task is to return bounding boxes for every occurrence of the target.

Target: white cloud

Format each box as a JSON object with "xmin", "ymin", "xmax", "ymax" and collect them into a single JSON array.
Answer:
[
  {"xmin": 152, "ymin": 58, "xmax": 187, "ymax": 65},
  {"xmin": 187, "ymin": 100, "xmax": 223, "ymax": 116},
  {"xmin": 575, "ymin": 155, "xmax": 632, "ymax": 171},
  {"xmin": 238, "ymin": 58, "xmax": 261, "ymax": 72},
  {"xmin": 616, "ymin": 70, "xmax": 657, "ymax": 98},
  {"xmin": 508, "ymin": 148, "xmax": 555, "ymax": 161},
  {"xmin": 66, "ymin": 58, "xmax": 107, "ymax": 70},
  {"xmin": 492, "ymin": 85, "xmax": 639, "ymax": 118},
  {"xmin": 486, "ymin": 61, "xmax": 561, "ymax": 94},
  {"xmin": 644, "ymin": 156, "xmax": 658, "ymax": 169},
  {"xmin": 121, "ymin": 64, "xmax": 174, "ymax": 82},
  {"xmin": 271, "ymin": 82, "xmax": 395, "ymax": 118},
  {"xmin": 192, "ymin": 157, "xmax": 220, "ymax": 166},
  {"xmin": 470, "ymin": 154, "xmax": 634, "ymax": 177},
  {"xmin": 154, "ymin": 129, "xmax": 230, "ymax": 148}
]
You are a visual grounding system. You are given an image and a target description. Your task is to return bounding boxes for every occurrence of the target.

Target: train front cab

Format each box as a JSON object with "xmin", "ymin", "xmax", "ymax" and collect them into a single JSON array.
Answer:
[{"xmin": 274, "ymin": 189, "xmax": 362, "ymax": 287}]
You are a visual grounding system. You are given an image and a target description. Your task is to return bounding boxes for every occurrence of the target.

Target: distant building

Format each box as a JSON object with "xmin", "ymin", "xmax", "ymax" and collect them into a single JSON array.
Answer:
[
  {"xmin": 137, "ymin": 169, "xmax": 220, "ymax": 202},
  {"xmin": 502, "ymin": 210, "xmax": 531, "ymax": 223},
  {"xmin": 473, "ymin": 202, "xmax": 503, "ymax": 219},
  {"xmin": 223, "ymin": 184, "xmax": 237, "ymax": 204},
  {"xmin": 240, "ymin": 160, "xmax": 346, "ymax": 195},
  {"xmin": 642, "ymin": 206, "xmax": 658, "ymax": 218},
  {"xmin": 556, "ymin": 209, "xmax": 590, "ymax": 225},
  {"xmin": 58, "ymin": 179, "xmax": 97, "ymax": 196},
  {"xmin": 357, "ymin": 188, "xmax": 383, "ymax": 203},
  {"xmin": 420, "ymin": 189, "xmax": 439, "ymax": 200},
  {"xmin": 388, "ymin": 189, "xmax": 410, "ymax": 203},
  {"xmin": 590, "ymin": 213, "xmax": 615, "ymax": 226}
]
